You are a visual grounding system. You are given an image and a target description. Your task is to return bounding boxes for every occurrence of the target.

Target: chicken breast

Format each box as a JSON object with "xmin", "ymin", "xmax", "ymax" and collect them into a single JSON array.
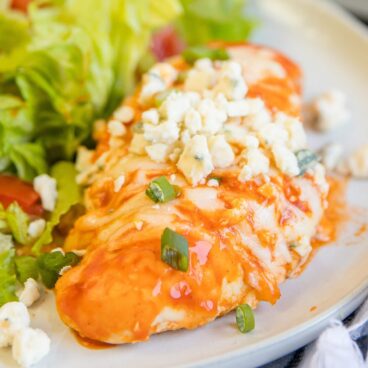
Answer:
[{"xmin": 55, "ymin": 43, "xmax": 329, "ymax": 344}]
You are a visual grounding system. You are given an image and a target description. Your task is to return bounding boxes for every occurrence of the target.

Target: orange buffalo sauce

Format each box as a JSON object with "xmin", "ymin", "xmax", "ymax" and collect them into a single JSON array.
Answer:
[
  {"xmin": 72, "ymin": 330, "xmax": 115, "ymax": 350},
  {"xmin": 313, "ymin": 176, "xmax": 349, "ymax": 247}
]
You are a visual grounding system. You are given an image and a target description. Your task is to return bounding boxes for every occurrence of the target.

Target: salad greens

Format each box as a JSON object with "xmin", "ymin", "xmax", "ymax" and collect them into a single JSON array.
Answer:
[
  {"xmin": 176, "ymin": 0, "xmax": 256, "ymax": 46},
  {"xmin": 38, "ymin": 250, "xmax": 80, "ymax": 288},
  {"xmin": 0, "ymin": 0, "xmax": 182, "ymax": 178},
  {"xmin": 0, "ymin": 202, "xmax": 30, "ymax": 245},
  {"xmin": 14, "ymin": 255, "xmax": 39, "ymax": 284},
  {"xmin": 0, "ymin": 233, "xmax": 17, "ymax": 306},
  {"xmin": 32, "ymin": 161, "xmax": 81, "ymax": 254}
]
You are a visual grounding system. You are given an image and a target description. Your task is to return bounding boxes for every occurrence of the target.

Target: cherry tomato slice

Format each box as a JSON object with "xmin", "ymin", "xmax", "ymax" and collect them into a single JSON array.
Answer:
[
  {"xmin": 151, "ymin": 26, "xmax": 185, "ymax": 61},
  {"xmin": 11, "ymin": 0, "xmax": 31, "ymax": 13},
  {"xmin": 0, "ymin": 175, "xmax": 44, "ymax": 216}
]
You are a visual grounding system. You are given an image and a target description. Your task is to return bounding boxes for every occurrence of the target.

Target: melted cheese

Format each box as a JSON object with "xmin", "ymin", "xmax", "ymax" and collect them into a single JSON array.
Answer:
[{"xmin": 56, "ymin": 43, "xmax": 329, "ymax": 345}]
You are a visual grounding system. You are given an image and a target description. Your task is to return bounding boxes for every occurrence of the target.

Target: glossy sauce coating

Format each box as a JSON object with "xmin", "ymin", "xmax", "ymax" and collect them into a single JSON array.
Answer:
[{"xmin": 56, "ymin": 43, "xmax": 330, "ymax": 344}]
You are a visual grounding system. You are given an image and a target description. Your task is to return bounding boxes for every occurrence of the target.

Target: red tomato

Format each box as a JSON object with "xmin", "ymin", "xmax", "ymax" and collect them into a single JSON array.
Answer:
[
  {"xmin": 0, "ymin": 175, "xmax": 43, "ymax": 216},
  {"xmin": 151, "ymin": 26, "xmax": 185, "ymax": 61},
  {"xmin": 11, "ymin": 0, "xmax": 31, "ymax": 12}
]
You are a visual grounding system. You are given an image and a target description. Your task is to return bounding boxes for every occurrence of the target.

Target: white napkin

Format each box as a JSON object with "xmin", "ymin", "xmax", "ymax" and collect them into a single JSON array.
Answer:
[{"xmin": 300, "ymin": 297, "xmax": 368, "ymax": 368}]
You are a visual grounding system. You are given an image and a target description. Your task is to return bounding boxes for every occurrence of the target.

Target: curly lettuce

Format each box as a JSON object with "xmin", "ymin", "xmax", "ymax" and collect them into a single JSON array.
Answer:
[
  {"xmin": 0, "ymin": 0, "xmax": 182, "ymax": 178},
  {"xmin": 176, "ymin": 0, "xmax": 256, "ymax": 45}
]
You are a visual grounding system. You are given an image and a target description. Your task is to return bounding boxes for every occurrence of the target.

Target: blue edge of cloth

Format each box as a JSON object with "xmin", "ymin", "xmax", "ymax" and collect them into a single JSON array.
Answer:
[{"xmin": 260, "ymin": 310, "xmax": 368, "ymax": 368}]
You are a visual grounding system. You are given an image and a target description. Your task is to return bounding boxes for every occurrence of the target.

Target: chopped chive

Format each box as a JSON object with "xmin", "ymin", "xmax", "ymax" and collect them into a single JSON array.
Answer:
[
  {"xmin": 236, "ymin": 304, "xmax": 255, "ymax": 333},
  {"xmin": 295, "ymin": 149, "xmax": 318, "ymax": 176},
  {"xmin": 146, "ymin": 176, "xmax": 176, "ymax": 203},
  {"xmin": 182, "ymin": 46, "xmax": 229, "ymax": 64},
  {"xmin": 37, "ymin": 251, "xmax": 81, "ymax": 289},
  {"xmin": 161, "ymin": 228, "xmax": 189, "ymax": 272}
]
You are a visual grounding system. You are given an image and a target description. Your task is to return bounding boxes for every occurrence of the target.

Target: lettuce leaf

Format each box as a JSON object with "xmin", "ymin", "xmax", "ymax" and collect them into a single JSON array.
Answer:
[
  {"xmin": 0, "ymin": 233, "xmax": 17, "ymax": 307},
  {"xmin": 0, "ymin": 202, "xmax": 30, "ymax": 245},
  {"xmin": 5, "ymin": 202, "xmax": 29, "ymax": 245},
  {"xmin": 14, "ymin": 255, "xmax": 39, "ymax": 284},
  {"xmin": 0, "ymin": 0, "xmax": 182, "ymax": 178},
  {"xmin": 176, "ymin": 0, "xmax": 256, "ymax": 45},
  {"xmin": 32, "ymin": 161, "xmax": 81, "ymax": 254}
]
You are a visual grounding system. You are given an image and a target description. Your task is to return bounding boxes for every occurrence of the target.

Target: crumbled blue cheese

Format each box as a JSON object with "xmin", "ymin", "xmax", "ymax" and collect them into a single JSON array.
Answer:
[
  {"xmin": 139, "ymin": 63, "xmax": 178, "ymax": 104},
  {"xmin": 17, "ymin": 279, "xmax": 40, "ymax": 308},
  {"xmin": 320, "ymin": 143, "xmax": 343, "ymax": 171},
  {"xmin": 238, "ymin": 148, "xmax": 270, "ymax": 182},
  {"xmin": 184, "ymin": 58, "xmax": 216, "ymax": 92},
  {"xmin": 177, "ymin": 135, "xmax": 214, "ymax": 185},
  {"xmin": 197, "ymin": 98, "xmax": 227, "ymax": 134},
  {"xmin": 33, "ymin": 175, "xmax": 58, "ymax": 212},
  {"xmin": 145, "ymin": 143, "xmax": 171, "ymax": 163},
  {"xmin": 312, "ymin": 163, "xmax": 329, "ymax": 194},
  {"xmin": 0, "ymin": 302, "xmax": 30, "ymax": 348},
  {"xmin": 226, "ymin": 100, "xmax": 251, "ymax": 117},
  {"xmin": 27, "ymin": 219, "xmax": 46, "ymax": 239},
  {"xmin": 208, "ymin": 135, "xmax": 235, "ymax": 168},
  {"xmin": 107, "ymin": 119, "xmax": 126, "ymax": 137},
  {"xmin": 142, "ymin": 109, "xmax": 160, "ymax": 125},
  {"xmin": 184, "ymin": 108, "xmax": 202, "ymax": 134},
  {"xmin": 160, "ymin": 91, "xmax": 197, "ymax": 123},
  {"xmin": 258, "ymin": 122, "xmax": 289, "ymax": 147},
  {"xmin": 213, "ymin": 61, "xmax": 248, "ymax": 100},
  {"xmin": 143, "ymin": 120, "xmax": 180, "ymax": 144},
  {"xmin": 345, "ymin": 144, "xmax": 368, "ymax": 178},
  {"xmin": 310, "ymin": 90, "xmax": 350, "ymax": 132},
  {"xmin": 274, "ymin": 113, "xmax": 306, "ymax": 151},
  {"xmin": 129, "ymin": 134, "xmax": 148, "ymax": 155},
  {"xmin": 12, "ymin": 327, "xmax": 50, "ymax": 368},
  {"xmin": 120, "ymin": 57, "xmax": 319, "ymax": 185},
  {"xmin": 272, "ymin": 144, "xmax": 300, "ymax": 176},
  {"xmin": 113, "ymin": 105, "xmax": 135, "ymax": 123}
]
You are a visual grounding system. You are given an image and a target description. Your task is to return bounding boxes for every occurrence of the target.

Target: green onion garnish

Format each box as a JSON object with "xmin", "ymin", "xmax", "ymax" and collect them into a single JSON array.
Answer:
[
  {"xmin": 37, "ymin": 251, "xmax": 81, "ymax": 289},
  {"xmin": 236, "ymin": 304, "xmax": 255, "ymax": 333},
  {"xmin": 182, "ymin": 46, "xmax": 229, "ymax": 64},
  {"xmin": 295, "ymin": 149, "xmax": 319, "ymax": 176},
  {"xmin": 146, "ymin": 176, "xmax": 176, "ymax": 203},
  {"xmin": 161, "ymin": 228, "xmax": 189, "ymax": 272}
]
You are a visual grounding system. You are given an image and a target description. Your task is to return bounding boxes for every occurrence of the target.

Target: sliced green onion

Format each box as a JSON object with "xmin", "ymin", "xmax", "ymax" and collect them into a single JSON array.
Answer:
[
  {"xmin": 236, "ymin": 304, "xmax": 255, "ymax": 333},
  {"xmin": 37, "ymin": 251, "xmax": 81, "ymax": 289},
  {"xmin": 295, "ymin": 149, "xmax": 319, "ymax": 176},
  {"xmin": 182, "ymin": 46, "xmax": 229, "ymax": 64},
  {"xmin": 14, "ymin": 256, "xmax": 39, "ymax": 284},
  {"xmin": 161, "ymin": 228, "xmax": 189, "ymax": 272},
  {"xmin": 146, "ymin": 176, "xmax": 176, "ymax": 203}
]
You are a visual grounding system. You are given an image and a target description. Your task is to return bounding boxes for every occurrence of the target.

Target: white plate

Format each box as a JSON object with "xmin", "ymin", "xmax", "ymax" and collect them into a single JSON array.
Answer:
[
  {"xmin": 334, "ymin": 0, "xmax": 368, "ymax": 18},
  {"xmin": 1, "ymin": 0, "xmax": 368, "ymax": 367}
]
